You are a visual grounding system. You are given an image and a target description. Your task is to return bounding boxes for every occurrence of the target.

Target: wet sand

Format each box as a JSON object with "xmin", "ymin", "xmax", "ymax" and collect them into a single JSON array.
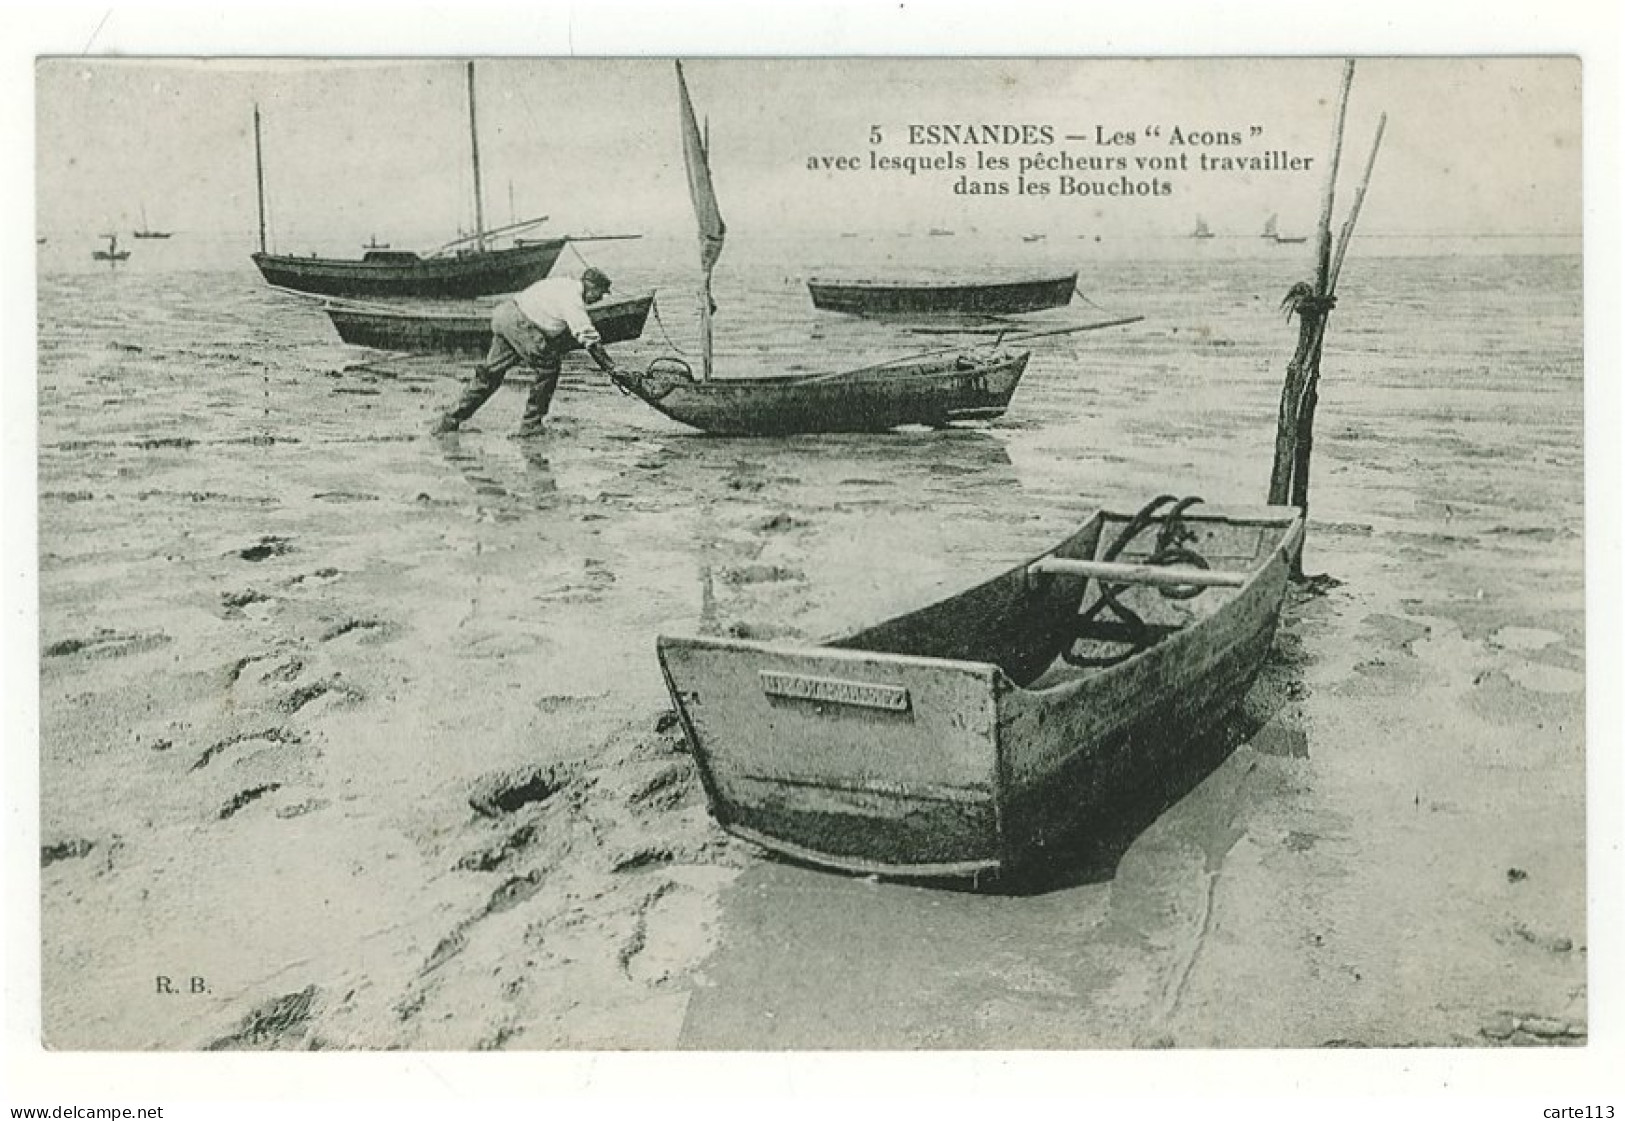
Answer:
[{"xmin": 35, "ymin": 248, "xmax": 1585, "ymax": 1050}]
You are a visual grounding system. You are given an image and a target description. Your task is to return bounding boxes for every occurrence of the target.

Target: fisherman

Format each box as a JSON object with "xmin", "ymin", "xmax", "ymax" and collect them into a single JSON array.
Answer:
[{"xmin": 433, "ymin": 268, "xmax": 625, "ymax": 438}]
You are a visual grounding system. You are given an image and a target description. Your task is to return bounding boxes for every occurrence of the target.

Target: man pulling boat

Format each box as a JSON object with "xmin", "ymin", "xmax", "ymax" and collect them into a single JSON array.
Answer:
[{"xmin": 433, "ymin": 268, "xmax": 627, "ymax": 438}]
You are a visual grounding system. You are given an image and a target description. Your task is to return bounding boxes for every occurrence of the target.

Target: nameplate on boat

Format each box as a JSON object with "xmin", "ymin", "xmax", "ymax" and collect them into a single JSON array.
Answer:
[{"xmin": 759, "ymin": 671, "xmax": 911, "ymax": 712}]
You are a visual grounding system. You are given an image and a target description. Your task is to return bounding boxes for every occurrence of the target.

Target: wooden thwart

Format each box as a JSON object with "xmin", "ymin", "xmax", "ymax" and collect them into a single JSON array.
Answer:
[{"xmin": 1028, "ymin": 557, "xmax": 1249, "ymax": 589}]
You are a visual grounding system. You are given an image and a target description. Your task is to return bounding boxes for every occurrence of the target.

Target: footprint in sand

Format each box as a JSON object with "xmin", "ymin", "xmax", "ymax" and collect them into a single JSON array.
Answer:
[
  {"xmin": 1502, "ymin": 661, "xmax": 1584, "ymax": 695},
  {"xmin": 43, "ymin": 628, "xmax": 172, "ymax": 660},
  {"xmin": 1488, "ymin": 626, "xmax": 1564, "ymax": 652},
  {"xmin": 621, "ymin": 878, "xmax": 727, "ymax": 988},
  {"xmin": 236, "ymin": 536, "xmax": 294, "ymax": 563},
  {"xmin": 319, "ymin": 617, "xmax": 400, "ymax": 645}
]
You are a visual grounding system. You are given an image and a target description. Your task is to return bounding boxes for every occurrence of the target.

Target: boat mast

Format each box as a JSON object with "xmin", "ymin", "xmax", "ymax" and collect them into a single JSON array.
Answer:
[
  {"xmin": 253, "ymin": 104, "xmax": 267, "ymax": 254},
  {"xmin": 466, "ymin": 62, "xmax": 487, "ymax": 252}
]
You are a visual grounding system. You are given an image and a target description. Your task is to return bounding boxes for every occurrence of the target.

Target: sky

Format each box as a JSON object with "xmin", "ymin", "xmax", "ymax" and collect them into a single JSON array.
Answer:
[{"xmin": 33, "ymin": 57, "xmax": 1581, "ymax": 250}]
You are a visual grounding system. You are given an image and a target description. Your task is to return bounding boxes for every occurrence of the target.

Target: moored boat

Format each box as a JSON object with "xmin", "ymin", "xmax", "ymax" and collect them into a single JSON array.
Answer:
[
  {"xmin": 619, "ymin": 350, "xmax": 1032, "ymax": 436},
  {"xmin": 319, "ymin": 291, "xmax": 655, "ymax": 355},
  {"xmin": 806, "ymin": 272, "xmax": 1078, "ymax": 317},
  {"xmin": 252, "ymin": 240, "xmax": 568, "ymax": 300},
  {"xmin": 247, "ymin": 63, "xmax": 610, "ymax": 299},
  {"xmin": 657, "ymin": 499, "xmax": 1305, "ymax": 882}
]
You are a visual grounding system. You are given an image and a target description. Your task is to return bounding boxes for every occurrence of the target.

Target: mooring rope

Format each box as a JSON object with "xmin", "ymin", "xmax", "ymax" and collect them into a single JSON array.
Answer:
[{"xmin": 646, "ymin": 292, "xmax": 692, "ymax": 358}]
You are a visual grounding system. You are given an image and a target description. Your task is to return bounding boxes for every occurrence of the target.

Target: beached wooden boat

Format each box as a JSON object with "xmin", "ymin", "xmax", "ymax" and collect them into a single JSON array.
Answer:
[
  {"xmin": 806, "ymin": 272, "xmax": 1078, "ymax": 317},
  {"xmin": 618, "ymin": 62, "xmax": 1044, "ymax": 437},
  {"xmin": 320, "ymin": 291, "xmax": 655, "ymax": 355},
  {"xmin": 619, "ymin": 350, "xmax": 1032, "ymax": 435},
  {"xmin": 658, "ymin": 500, "xmax": 1305, "ymax": 880}
]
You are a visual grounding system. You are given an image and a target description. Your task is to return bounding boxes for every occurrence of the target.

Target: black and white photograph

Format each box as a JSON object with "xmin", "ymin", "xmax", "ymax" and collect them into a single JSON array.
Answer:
[{"xmin": 4, "ymin": 4, "xmax": 1620, "ymax": 1118}]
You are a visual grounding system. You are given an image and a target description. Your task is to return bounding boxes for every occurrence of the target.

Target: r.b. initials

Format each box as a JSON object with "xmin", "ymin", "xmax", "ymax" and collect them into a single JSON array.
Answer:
[{"xmin": 155, "ymin": 975, "xmax": 209, "ymax": 994}]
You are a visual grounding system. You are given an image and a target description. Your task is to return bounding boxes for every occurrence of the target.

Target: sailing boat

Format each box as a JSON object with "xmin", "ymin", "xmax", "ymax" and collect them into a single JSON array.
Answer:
[
  {"xmin": 1263, "ymin": 213, "xmax": 1308, "ymax": 245},
  {"xmin": 133, "ymin": 205, "xmax": 172, "ymax": 239},
  {"xmin": 1191, "ymin": 216, "xmax": 1215, "ymax": 240},
  {"xmin": 91, "ymin": 233, "xmax": 131, "ymax": 262},
  {"xmin": 615, "ymin": 62, "xmax": 1044, "ymax": 437},
  {"xmin": 249, "ymin": 62, "xmax": 571, "ymax": 299}
]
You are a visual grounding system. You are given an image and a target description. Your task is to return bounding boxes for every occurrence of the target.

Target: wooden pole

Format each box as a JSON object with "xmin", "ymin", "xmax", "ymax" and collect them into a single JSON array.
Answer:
[
  {"xmin": 466, "ymin": 62, "xmax": 486, "ymax": 252},
  {"xmin": 700, "ymin": 262, "xmax": 715, "ymax": 381},
  {"xmin": 1288, "ymin": 114, "xmax": 1387, "ymax": 518},
  {"xmin": 1328, "ymin": 113, "xmax": 1388, "ymax": 295},
  {"xmin": 1314, "ymin": 61, "xmax": 1356, "ymax": 297},
  {"xmin": 1268, "ymin": 61, "xmax": 1355, "ymax": 509}
]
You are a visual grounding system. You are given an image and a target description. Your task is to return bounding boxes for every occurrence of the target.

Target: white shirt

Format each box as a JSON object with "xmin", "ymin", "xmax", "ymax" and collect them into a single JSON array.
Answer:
[{"xmin": 513, "ymin": 276, "xmax": 603, "ymax": 347}]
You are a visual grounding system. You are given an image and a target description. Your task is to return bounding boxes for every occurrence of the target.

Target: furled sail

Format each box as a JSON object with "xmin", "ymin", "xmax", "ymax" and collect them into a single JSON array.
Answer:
[
  {"xmin": 676, "ymin": 61, "xmax": 726, "ymax": 274},
  {"xmin": 676, "ymin": 60, "xmax": 726, "ymax": 379}
]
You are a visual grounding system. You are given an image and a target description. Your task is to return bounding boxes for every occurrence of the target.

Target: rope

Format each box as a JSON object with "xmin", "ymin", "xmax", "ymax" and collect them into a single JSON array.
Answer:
[
  {"xmin": 1072, "ymin": 283, "xmax": 1125, "ymax": 318},
  {"xmin": 646, "ymin": 291, "xmax": 692, "ymax": 357},
  {"xmin": 1062, "ymin": 495, "xmax": 1209, "ymax": 668},
  {"xmin": 565, "ymin": 240, "xmax": 596, "ymax": 272}
]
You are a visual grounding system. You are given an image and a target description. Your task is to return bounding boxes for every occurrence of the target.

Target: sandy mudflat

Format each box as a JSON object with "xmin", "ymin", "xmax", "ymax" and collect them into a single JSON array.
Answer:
[{"xmin": 35, "ymin": 248, "xmax": 1586, "ymax": 1050}]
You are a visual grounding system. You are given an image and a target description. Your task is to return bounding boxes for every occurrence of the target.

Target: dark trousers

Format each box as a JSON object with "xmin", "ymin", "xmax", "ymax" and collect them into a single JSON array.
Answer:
[{"xmin": 445, "ymin": 300, "xmax": 571, "ymax": 428}]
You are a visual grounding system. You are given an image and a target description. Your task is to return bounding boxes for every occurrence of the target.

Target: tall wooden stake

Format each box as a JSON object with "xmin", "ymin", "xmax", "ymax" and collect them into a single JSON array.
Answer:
[
  {"xmin": 1289, "ymin": 114, "xmax": 1388, "ymax": 517},
  {"xmin": 1269, "ymin": 61, "xmax": 1355, "ymax": 510}
]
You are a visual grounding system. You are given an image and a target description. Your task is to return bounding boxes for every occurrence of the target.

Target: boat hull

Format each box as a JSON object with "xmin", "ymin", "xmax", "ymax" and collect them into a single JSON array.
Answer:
[
  {"xmin": 806, "ymin": 273, "xmax": 1077, "ymax": 316},
  {"xmin": 622, "ymin": 351, "xmax": 1031, "ymax": 436},
  {"xmin": 657, "ymin": 506, "xmax": 1305, "ymax": 881},
  {"xmin": 323, "ymin": 293, "xmax": 655, "ymax": 355},
  {"xmin": 252, "ymin": 240, "xmax": 566, "ymax": 298}
]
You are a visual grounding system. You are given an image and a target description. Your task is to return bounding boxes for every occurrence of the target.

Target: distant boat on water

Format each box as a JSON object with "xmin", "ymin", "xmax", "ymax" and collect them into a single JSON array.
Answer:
[
  {"xmin": 363, "ymin": 234, "xmax": 391, "ymax": 250},
  {"xmin": 36, "ymin": 235, "xmax": 47, "ymax": 246},
  {"xmin": 1262, "ymin": 213, "xmax": 1308, "ymax": 245},
  {"xmin": 248, "ymin": 62, "xmax": 631, "ymax": 299},
  {"xmin": 91, "ymin": 233, "xmax": 130, "ymax": 262},
  {"xmin": 928, "ymin": 227, "xmax": 954, "ymax": 237},
  {"xmin": 1192, "ymin": 217, "xmax": 1216, "ymax": 240},
  {"xmin": 132, "ymin": 205, "xmax": 172, "ymax": 239},
  {"xmin": 1022, "ymin": 233, "xmax": 1046, "ymax": 243}
]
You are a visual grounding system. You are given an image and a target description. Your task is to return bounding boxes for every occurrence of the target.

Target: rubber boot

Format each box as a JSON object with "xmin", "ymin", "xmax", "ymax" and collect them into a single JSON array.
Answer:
[
  {"xmin": 435, "ymin": 364, "xmax": 505, "ymax": 433},
  {"xmin": 515, "ymin": 360, "xmax": 561, "ymax": 438}
]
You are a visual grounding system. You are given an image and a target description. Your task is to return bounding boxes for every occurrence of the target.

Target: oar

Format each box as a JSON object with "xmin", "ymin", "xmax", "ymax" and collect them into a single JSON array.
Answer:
[{"xmin": 845, "ymin": 314, "xmax": 1145, "ymax": 375}]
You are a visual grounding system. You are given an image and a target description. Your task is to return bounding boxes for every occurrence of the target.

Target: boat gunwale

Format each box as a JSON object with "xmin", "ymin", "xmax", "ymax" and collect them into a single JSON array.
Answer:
[
  {"xmin": 656, "ymin": 508, "xmax": 1304, "ymax": 695},
  {"xmin": 633, "ymin": 349, "xmax": 1031, "ymax": 394}
]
